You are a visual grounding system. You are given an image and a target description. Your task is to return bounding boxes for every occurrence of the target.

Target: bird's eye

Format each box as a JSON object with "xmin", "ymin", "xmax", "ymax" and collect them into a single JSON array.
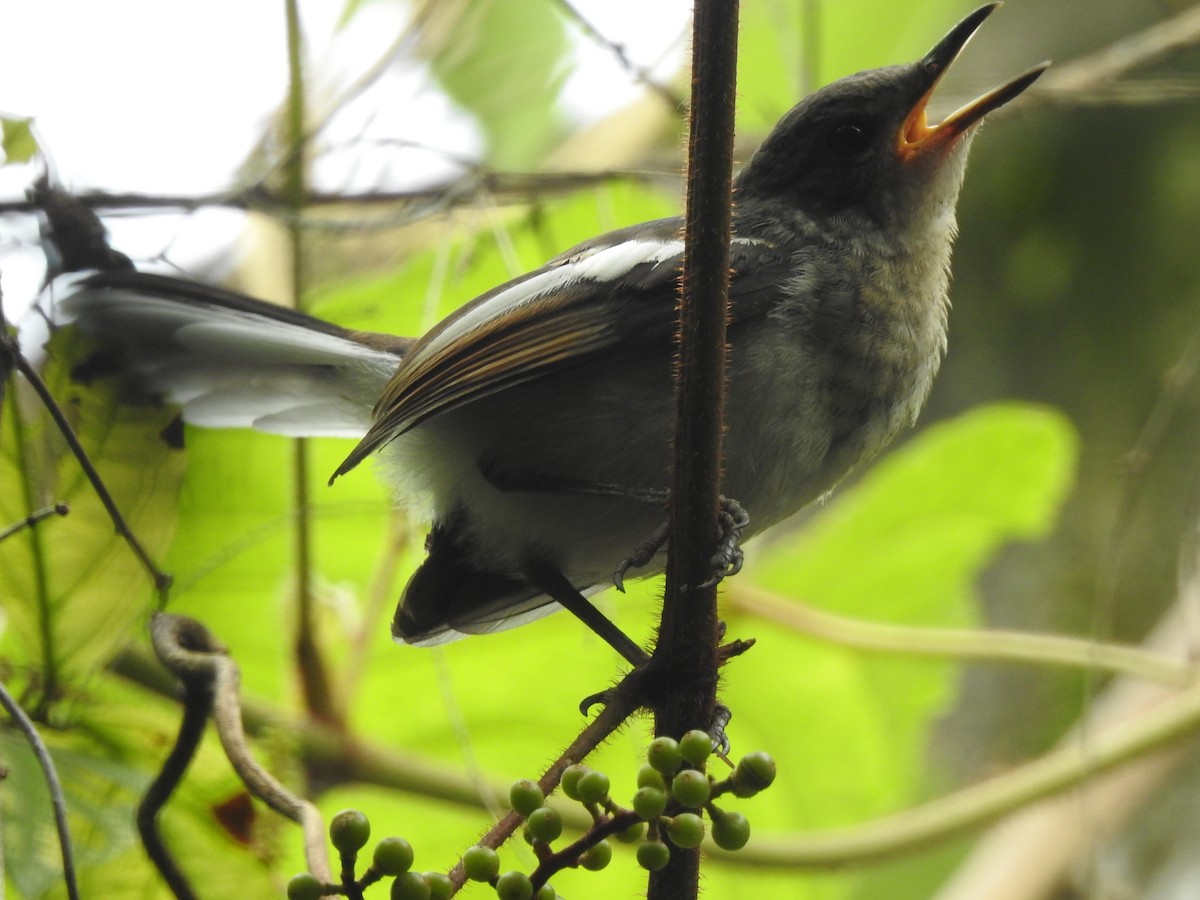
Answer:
[{"xmin": 827, "ymin": 121, "xmax": 872, "ymax": 157}]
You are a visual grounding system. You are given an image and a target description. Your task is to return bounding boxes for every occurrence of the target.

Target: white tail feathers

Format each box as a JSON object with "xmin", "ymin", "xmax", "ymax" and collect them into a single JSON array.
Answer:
[{"xmin": 52, "ymin": 272, "xmax": 402, "ymax": 438}]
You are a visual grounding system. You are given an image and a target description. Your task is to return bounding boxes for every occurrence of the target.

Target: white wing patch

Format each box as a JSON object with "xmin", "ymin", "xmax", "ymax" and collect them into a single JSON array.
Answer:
[{"xmin": 417, "ymin": 239, "xmax": 685, "ymax": 365}]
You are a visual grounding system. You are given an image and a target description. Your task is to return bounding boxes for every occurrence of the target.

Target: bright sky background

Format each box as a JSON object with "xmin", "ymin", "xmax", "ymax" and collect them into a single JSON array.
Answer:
[{"xmin": 0, "ymin": 0, "xmax": 691, "ymax": 318}]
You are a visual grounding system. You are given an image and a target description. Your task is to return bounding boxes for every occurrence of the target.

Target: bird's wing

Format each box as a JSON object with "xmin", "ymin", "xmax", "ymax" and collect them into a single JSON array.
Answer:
[
  {"xmin": 53, "ymin": 271, "xmax": 409, "ymax": 438},
  {"xmin": 333, "ymin": 217, "xmax": 791, "ymax": 478}
]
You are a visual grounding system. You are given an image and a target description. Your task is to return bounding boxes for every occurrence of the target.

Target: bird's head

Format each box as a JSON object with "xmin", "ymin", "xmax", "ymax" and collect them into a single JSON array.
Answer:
[{"xmin": 736, "ymin": 3, "xmax": 1046, "ymax": 236}]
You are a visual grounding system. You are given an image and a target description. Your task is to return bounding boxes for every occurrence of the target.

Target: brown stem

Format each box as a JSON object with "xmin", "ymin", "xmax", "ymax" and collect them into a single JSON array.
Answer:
[{"xmin": 650, "ymin": 1, "xmax": 740, "ymax": 898}]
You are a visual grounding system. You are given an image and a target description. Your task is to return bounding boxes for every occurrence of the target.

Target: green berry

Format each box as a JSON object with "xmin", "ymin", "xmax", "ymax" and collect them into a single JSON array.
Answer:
[
  {"xmin": 670, "ymin": 769, "xmax": 711, "ymax": 808},
  {"xmin": 286, "ymin": 873, "xmax": 324, "ymax": 900},
  {"xmin": 509, "ymin": 779, "xmax": 545, "ymax": 817},
  {"xmin": 560, "ymin": 764, "xmax": 589, "ymax": 801},
  {"xmin": 391, "ymin": 872, "xmax": 432, "ymax": 900},
  {"xmin": 372, "ymin": 836, "xmax": 415, "ymax": 876},
  {"xmin": 711, "ymin": 810, "xmax": 751, "ymax": 851},
  {"xmin": 730, "ymin": 752, "xmax": 777, "ymax": 797},
  {"xmin": 632, "ymin": 786, "xmax": 667, "ymax": 821},
  {"xmin": 525, "ymin": 807, "xmax": 563, "ymax": 844},
  {"xmin": 615, "ymin": 819, "xmax": 646, "ymax": 844},
  {"xmin": 425, "ymin": 872, "xmax": 454, "ymax": 900},
  {"xmin": 575, "ymin": 769, "xmax": 611, "ymax": 805},
  {"xmin": 679, "ymin": 730, "xmax": 712, "ymax": 767},
  {"xmin": 647, "ymin": 737, "xmax": 682, "ymax": 775},
  {"xmin": 579, "ymin": 839, "xmax": 613, "ymax": 871},
  {"xmin": 666, "ymin": 813, "xmax": 705, "ymax": 849},
  {"xmin": 636, "ymin": 840, "xmax": 671, "ymax": 871},
  {"xmin": 462, "ymin": 845, "xmax": 500, "ymax": 882},
  {"xmin": 534, "ymin": 884, "xmax": 557, "ymax": 900},
  {"xmin": 329, "ymin": 809, "xmax": 371, "ymax": 854},
  {"xmin": 636, "ymin": 764, "xmax": 666, "ymax": 791},
  {"xmin": 495, "ymin": 871, "xmax": 534, "ymax": 900}
]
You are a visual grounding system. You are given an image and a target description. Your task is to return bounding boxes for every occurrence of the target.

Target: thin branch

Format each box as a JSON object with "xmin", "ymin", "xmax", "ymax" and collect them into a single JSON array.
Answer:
[
  {"xmin": 934, "ymin": 599, "xmax": 1199, "ymax": 900},
  {"xmin": 135, "ymin": 669, "xmax": 212, "ymax": 900},
  {"xmin": 1030, "ymin": 2, "xmax": 1200, "ymax": 107},
  {"xmin": 0, "ymin": 502, "xmax": 69, "ymax": 544},
  {"xmin": 709, "ymin": 620, "xmax": 1200, "ymax": 869},
  {"xmin": 149, "ymin": 614, "xmax": 333, "ymax": 882},
  {"xmin": 727, "ymin": 584, "xmax": 1196, "ymax": 686},
  {"xmin": 0, "ymin": 679, "xmax": 80, "ymax": 900},
  {"xmin": 0, "ymin": 169, "xmax": 667, "ymax": 224},
  {"xmin": 282, "ymin": 0, "xmax": 342, "ymax": 730},
  {"xmin": 552, "ymin": 0, "xmax": 686, "ymax": 110},
  {"xmin": 0, "ymin": 325, "xmax": 172, "ymax": 602},
  {"xmin": 444, "ymin": 669, "xmax": 645, "ymax": 893},
  {"xmin": 109, "ymin": 644, "xmax": 593, "ymax": 828}
]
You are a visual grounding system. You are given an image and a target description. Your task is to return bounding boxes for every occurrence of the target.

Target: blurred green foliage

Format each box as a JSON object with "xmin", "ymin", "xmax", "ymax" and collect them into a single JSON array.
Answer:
[{"xmin": 3, "ymin": 0, "xmax": 1197, "ymax": 897}]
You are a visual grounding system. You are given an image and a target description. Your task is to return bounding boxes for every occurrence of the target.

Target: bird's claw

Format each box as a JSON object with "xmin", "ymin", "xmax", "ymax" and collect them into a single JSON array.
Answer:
[
  {"xmin": 709, "ymin": 703, "xmax": 733, "ymax": 757},
  {"xmin": 613, "ymin": 521, "xmax": 670, "ymax": 592},
  {"xmin": 700, "ymin": 497, "xmax": 750, "ymax": 589},
  {"xmin": 614, "ymin": 498, "xmax": 749, "ymax": 592}
]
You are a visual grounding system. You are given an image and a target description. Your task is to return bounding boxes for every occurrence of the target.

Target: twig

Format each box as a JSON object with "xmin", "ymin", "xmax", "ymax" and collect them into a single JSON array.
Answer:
[
  {"xmin": 0, "ymin": 168, "xmax": 667, "ymax": 223},
  {"xmin": 710, "ymin": 607, "xmax": 1200, "ymax": 869},
  {"xmin": 1030, "ymin": 2, "xmax": 1200, "ymax": 107},
  {"xmin": 552, "ymin": 0, "xmax": 686, "ymax": 110},
  {"xmin": 0, "ymin": 325, "xmax": 172, "ymax": 602},
  {"xmin": 109, "ymin": 644, "xmax": 594, "ymax": 827},
  {"xmin": 728, "ymin": 584, "xmax": 1196, "ymax": 686},
  {"xmin": 135, "ymin": 662, "xmax": 212, "ymax": 900},
  {"xmin": 149, "ymin": 613, "xmax": 333, "ymax": 882},
  {"xmin": 0, "ymin": 679, "xmax": 80, "ymax": 900},
  {"xmin": 444, "ymin": 670, "xmax": 644, "ymax": 892},
  {"xmin": 0, "ymin": 502, "xmax": 69, "ymax": 544},
  {"xmin": 282, "ymin": 0, "xmax": 342, "ymax": 730},
  {"xmin": 935, "ymin": 599, "xmax": 1200, "ymax": 900}
]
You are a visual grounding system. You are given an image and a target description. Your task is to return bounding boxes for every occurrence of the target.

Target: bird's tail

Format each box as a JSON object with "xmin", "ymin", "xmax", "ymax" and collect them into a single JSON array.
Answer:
[{"xmin": 48, "ymin": 270, "xmax": 409, "ymax": 439}]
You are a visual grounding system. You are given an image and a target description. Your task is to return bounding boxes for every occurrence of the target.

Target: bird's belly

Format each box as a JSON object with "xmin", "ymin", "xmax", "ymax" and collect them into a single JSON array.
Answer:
[{"xmin": 379, "ymin": 317, "xmax": 929, "ymax": 588}]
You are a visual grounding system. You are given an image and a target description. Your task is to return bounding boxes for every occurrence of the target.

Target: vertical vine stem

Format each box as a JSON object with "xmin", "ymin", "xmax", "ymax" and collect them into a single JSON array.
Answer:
[
  {"xmin": 282, "ymin": 0, "xmax": 340, "ymax": 727},
  {"xmin": 650, "ymin": 1, "xmax": 740, "ymax": 898},
  {"xmin": 0, "ymin": 680, "xmax": 80, "ymax": 900}
]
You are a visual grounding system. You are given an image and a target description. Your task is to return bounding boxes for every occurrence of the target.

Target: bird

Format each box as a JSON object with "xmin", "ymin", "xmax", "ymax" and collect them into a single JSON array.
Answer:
[{"xmin": 50, "ymin": 4, "xmax": 1045, "ymax": 665}]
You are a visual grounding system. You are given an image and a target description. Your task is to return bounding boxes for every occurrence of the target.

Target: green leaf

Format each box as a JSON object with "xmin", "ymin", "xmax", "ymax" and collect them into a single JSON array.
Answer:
[
  {"xmin": 0, "ymin": 328, "xmax": 186, "ymax": 695},
  {"xmin": 0, "ymin": 727, "xmax": 147, "ymax": 898},
  {"xmin": 756, "ymin": 403, "xmax": 1077, "ymax": 621},
  {"xmin": 724, "ymin": 404, "xmax": 1076, "ymax": 826},
  {"xmin": 2, "ymin": 116, "xmax": 38, "ymax": 164},
  {"xmin": 694, "ymin": 404, "xmax": 1076, "ymax": 898}
]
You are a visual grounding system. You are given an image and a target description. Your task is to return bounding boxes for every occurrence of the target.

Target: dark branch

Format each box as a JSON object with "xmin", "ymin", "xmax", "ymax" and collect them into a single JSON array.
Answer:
[
  {"xmin": 0, "ymin": 679, "xmax": 80, "ymax": 900},
  {"xmin": 3, "ymin": 333, "xmax": 172, "ymax": 600},
  {"xmin": 0, "ymin": 169, "xmax": 672, "ymax": 231},
  {"xmin": 136, "ymin": 664, "xmax": 211, "ymax": 900},
  {"xmin": 650, "ymin": 0, "xmax": 740, "ymax": 897}
]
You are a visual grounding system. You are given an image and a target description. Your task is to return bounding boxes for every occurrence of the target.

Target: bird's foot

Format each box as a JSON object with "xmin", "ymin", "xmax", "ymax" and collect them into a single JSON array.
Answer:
[
  {"xmin": 700, "ymin": 496, "xmax": 750, "ymax": 589},
  {"xmin": 613, "ymin": 521, "xmax": 670, "ymax": 591},
  {"xmin": 614, "ymin": 495, "xmax": 750, "ymax": 591}
]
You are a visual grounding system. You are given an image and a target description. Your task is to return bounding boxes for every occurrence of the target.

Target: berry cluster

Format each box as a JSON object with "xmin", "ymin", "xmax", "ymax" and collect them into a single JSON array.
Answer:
[
  {"xmin": 460, "ymin": 732, "xmax": 775, "ymax": 896},
  {"xmin": 285, "ymin": 736, "xmax": 775, "ymax": 899},
  {"xmin": 286, "ymin": 810, "xmax": 450, "ymax": 900}
]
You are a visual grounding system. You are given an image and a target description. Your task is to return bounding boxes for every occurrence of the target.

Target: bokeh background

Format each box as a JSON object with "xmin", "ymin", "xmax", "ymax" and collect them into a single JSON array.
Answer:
[{"xmin": 2, "ymin": 1, "xmax": 1199, "ymax": 897}]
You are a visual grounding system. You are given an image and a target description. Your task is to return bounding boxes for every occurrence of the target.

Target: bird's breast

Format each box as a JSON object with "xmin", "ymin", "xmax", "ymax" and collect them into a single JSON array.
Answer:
[{"xmin": 722, "ymin": 227, "xmax": 952, "ymax": 530}]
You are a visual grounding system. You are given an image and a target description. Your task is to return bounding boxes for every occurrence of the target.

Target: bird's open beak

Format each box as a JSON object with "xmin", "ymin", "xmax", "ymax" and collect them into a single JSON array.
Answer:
[{"xmin": 899, "ymin": 3, "xmax": 1048, "ymax": 160}]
